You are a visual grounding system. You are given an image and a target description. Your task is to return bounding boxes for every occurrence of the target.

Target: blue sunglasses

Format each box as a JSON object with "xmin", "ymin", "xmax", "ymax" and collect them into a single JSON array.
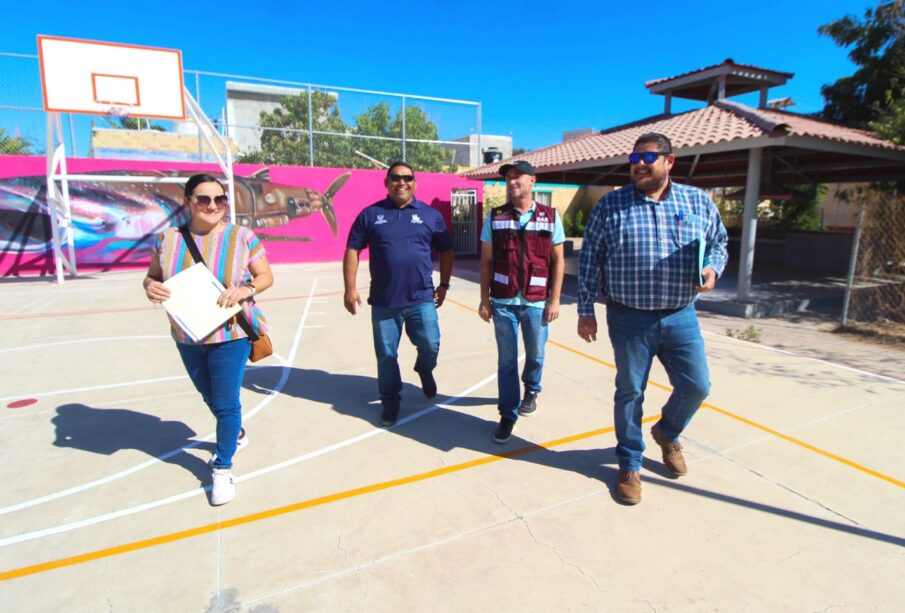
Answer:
[{"xmin": 629, "ymin": 151, "xmax": 668, "ymax": 165}]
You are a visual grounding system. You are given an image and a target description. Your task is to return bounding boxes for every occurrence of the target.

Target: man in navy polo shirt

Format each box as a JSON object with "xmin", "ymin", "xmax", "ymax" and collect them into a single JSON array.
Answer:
[{"xmin": 344, "ymin": 162, "xmax": 453, "ymax": 427}]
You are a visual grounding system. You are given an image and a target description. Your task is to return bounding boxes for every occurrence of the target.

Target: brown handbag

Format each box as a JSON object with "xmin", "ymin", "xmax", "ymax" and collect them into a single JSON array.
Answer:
[{"xmin": 179, "ymin": 225, "xmax": 272, "ymax": 362}]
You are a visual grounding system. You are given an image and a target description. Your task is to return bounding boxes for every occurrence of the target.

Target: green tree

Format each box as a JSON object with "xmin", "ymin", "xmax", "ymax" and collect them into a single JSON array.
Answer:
[
  {"xmin": 353, "ymin": 103, "xmax": 453, "ymax": 172},
  {"xmin": 239, "ymin": 95, "xmax": 454, "ymax": 171},
  {"xmin": 238, "ymin": 91, "xmax": 354, "ymax": 167},
  {"xmin": 769, "ymin": 184, "xmax": 827, "ymax": 231},
  {"xmin": 0, "ymin": 128, "xmax": 33, "ymax": 154},
  {"xmin": 819, "ymin": 1, "xmax": 905, "ymax": 142}
]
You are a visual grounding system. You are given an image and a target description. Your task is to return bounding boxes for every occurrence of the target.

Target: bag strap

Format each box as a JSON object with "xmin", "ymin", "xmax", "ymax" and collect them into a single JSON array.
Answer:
[{"xmin": 178, "ymin": 225, "xmax": 260, "ymax": 341}]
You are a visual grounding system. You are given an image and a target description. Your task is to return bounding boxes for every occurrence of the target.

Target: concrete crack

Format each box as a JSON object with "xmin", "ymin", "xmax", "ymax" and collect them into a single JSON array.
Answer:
[
  {"xmin": 337, "ymin": 531, "xmax": 351, "ymax": 566},
  {"xmin": 481, "ymin": 483, "xmax": 604, "ymax": 593}
]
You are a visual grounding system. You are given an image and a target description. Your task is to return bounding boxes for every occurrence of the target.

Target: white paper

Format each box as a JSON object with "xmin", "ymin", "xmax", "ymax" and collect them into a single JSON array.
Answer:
[{"xmin": 162, "ymin": 263, "xmax": 241, "ymax": 342}]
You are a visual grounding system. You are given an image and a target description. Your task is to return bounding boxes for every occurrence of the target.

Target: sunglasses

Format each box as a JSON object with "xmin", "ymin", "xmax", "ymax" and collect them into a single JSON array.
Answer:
[
  {"xmin": 629, "ymin": 151, "xmax": 668, "ymax": 165},
  {"xmin": 389, "ymin": 174, "xmax": 415, "ymax": 183},
  {"xmin": 191, "ymin": 195, "xmax": 229, "ymax": 207}
]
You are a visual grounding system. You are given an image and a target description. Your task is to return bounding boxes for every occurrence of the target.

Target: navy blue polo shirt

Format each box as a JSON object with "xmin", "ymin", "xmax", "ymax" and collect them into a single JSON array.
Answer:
[{"xmin": 346, "ymin": 197, "xmax": 452, "ymax": 308}]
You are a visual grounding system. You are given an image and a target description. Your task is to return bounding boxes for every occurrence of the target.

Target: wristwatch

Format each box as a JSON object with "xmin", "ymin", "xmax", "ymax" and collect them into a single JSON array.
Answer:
[
  {"xmin": 244, "ymin": 281, "xmax": 256, "ymax": 296},
  {"xmin": 439, "ymin": 282, "xmax": 451, "ymax": 289}
]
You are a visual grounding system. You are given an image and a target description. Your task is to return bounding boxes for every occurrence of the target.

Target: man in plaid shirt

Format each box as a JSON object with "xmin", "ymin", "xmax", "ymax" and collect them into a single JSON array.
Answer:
[{"xmin": 577, "ymin": 132, "xmax": 728, "ymax": 505}]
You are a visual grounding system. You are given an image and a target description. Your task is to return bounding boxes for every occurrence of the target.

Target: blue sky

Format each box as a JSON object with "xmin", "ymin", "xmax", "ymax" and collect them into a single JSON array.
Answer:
[{"xmin": 4, "ymin": 0, "xmax": 875, "ymax": 151}]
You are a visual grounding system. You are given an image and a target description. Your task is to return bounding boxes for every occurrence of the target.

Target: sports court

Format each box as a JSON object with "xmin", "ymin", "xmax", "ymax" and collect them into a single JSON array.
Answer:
[{"xmin": 2, "ymin": 262, "xmax": 904, "ymax": 611}]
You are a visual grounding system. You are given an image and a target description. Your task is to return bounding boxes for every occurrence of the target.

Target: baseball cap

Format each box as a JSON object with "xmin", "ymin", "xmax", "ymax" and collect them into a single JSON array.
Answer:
[{"xmin": 499, "ymin": 160, "xmax": 536, "ymax": 177}]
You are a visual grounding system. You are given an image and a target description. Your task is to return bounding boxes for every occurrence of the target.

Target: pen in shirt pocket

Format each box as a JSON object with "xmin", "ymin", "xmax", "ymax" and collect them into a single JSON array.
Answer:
[{"xmin": 676, "ymin": 210, "xmax": 685, "ymax": 224}]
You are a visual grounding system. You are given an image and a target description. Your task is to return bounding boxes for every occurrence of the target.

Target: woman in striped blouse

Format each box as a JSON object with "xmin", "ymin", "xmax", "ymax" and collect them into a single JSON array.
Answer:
[{"xmin": 143, "ymin": 174, "xmax": 273, "ymax": 506}]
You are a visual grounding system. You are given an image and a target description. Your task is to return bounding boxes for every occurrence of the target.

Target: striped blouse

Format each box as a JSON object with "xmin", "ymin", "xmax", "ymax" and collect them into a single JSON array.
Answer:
[{"xmin": 152, "ymin": 224, "xmax": 268, "ymax": 345}]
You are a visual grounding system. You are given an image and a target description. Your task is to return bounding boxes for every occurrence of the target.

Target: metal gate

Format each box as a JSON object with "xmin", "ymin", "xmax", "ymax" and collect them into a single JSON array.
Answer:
[{"xmin": 451, "ymin": 188, "xmax": 478, "ymax": 255}]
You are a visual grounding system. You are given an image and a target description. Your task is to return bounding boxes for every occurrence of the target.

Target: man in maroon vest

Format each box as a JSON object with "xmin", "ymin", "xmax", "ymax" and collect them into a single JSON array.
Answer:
[{"xmin": 479, "ymin": 160, "xmax": 565, "ymax": 443}]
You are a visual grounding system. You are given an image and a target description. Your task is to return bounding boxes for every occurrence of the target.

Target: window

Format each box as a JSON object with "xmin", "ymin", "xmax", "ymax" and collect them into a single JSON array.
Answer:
[{"xmin": 532, "ymin": 191, "xmax": 552, "ymax": 206}]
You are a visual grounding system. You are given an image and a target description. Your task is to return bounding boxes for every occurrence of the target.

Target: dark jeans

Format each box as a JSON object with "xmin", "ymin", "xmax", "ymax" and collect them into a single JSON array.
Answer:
[{"xmin": 176, "ymin": 338, "xmax": 250, "ymax": 469}]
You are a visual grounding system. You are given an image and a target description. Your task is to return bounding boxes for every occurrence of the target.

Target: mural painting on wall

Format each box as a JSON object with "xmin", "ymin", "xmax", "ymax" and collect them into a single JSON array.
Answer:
[{"xmin": 0, "ymin": 157, "xmax": 480, "ymax": 277}]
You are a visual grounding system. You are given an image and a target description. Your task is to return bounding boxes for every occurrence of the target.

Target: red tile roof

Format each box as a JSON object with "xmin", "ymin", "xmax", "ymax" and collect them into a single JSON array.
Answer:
[
  {"xmin": 645, "ymin": 59, "xmax": 794, "ymax": 88},
  {"xmin": 460, "ymin": 100, "xmax": 904, "ymax": 179}
]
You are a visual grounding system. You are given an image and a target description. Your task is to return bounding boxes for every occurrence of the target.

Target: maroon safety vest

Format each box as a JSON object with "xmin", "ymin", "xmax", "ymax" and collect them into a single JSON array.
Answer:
[{"xmin": 489, "ymin": 202, "xmax": 556, "ymax": 301}]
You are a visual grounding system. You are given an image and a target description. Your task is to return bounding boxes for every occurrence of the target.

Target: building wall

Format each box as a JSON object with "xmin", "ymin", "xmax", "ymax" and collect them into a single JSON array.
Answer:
[
  {"xmin": 450, "ymin": 134, "xmax": 513, "ymax": 169},
  {"xmin": 91, "ymin": 128, "xmax": 237, "ymax": 163},
  {"xmin": 820, "ymin": 183, "xmax": 860, "ymax": 231},
  {"xmin": 481, "ymin": 182, "xmax": 612, "ymax": 235},
  {"xmin": 0, "ymin": 155, "xmax": 483, "ymax": 276}
]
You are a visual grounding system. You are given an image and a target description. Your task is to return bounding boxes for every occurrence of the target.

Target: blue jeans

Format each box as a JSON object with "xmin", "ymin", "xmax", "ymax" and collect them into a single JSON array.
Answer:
[
  {"xmin": 371, "ymin": 301, "xmax": 440, "ymax": 403},
  {"xmin": 492, "ymin": 303, "xmax": 548, "ymax": 420},
  {"xmin": 176, "ymin": 338, "xmax": 250, "ymax": 469},
  {"xmin": 606, "ymin": 302, "xmax": 710, "ymax": 472}
]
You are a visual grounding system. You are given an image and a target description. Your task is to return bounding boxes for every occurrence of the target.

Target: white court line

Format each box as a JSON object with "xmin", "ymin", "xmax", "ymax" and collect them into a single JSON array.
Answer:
[
  {"xmin": 0, "ymin": 278, "xmax": 319, "ymax": 517},
  {"xmin": 0, "ymin": 368, "xmax": 504, "ymax": 547},
  {"xmin": 1, "ymin": 374, "xmax": 190, "ymax": 403},
  {"xmin": 0, "ymin": 335, "xmax": 171, "ymax": 354}
]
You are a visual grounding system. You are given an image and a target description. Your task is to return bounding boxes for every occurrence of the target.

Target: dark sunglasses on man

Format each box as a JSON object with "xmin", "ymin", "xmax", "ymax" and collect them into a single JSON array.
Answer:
[
  {"xmin": 191, "ymin": 195, "xmax": 230, "ymax": 207},
  {"xmin": 389, "ymin": 174, "xmax": 415, "ymax": 183},
  {"xmin": 628, "ymin": 151, "xmax": 668, "ymax": 165}
]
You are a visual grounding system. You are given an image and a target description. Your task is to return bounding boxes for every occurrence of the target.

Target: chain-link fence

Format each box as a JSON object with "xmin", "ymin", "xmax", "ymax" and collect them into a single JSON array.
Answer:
[
  {"xmin": 0, "ymin": 52, "xmax": 482, "ymax": 170},
  {"xmin": 842, "ymin": 186, "xmax": 905, "ymax": 339}
]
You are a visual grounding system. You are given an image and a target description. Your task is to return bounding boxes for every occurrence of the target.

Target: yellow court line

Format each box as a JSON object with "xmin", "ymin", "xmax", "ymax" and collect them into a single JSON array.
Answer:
[
  {"xmin": 701, "ymin": 403, "xmax": 905, "ymax": 488},
  {"xmin": 452, "ymin": 297, "xmax": 903, "ymax": 488},
  {"xmin": 3, "ymin": 297, "xmax": 902, "ymax": 581},
  {"xmin": 0, "ymin": 421, "xmax": 641, "ymax": 582},
  {"xmin": 548, "ymin": 335, "xmax": 905, "ymax": 488}
]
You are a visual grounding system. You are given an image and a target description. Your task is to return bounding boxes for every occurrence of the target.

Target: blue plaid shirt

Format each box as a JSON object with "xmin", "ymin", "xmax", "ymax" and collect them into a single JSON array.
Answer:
[{"xmin": 578, "ymin": 181, "xmax": 728, "ymax": 315}]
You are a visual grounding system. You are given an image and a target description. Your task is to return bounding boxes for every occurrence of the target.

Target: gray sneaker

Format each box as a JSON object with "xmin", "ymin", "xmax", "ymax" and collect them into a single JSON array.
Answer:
[{"xmin": 518, "ymin": 391, "xmax": 538, "ymax": 417}]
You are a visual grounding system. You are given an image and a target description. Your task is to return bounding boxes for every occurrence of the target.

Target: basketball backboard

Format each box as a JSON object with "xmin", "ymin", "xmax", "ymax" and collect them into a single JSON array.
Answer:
[{"xmin": 38, "ymin": 35, "xmax": 186, "ymax": 120}]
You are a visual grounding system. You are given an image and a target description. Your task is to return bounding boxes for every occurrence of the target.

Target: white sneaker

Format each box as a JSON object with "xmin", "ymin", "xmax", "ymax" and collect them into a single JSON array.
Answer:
[{"xmin": 210, "ymin": 468, "xmax": 236, "ymax": 506}]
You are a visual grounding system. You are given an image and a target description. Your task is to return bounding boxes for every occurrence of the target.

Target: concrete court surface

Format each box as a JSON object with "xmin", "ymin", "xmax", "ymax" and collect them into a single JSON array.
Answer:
[{"xmin": 1, "ymin": 262, "xmax": 904, "ymax": 612}]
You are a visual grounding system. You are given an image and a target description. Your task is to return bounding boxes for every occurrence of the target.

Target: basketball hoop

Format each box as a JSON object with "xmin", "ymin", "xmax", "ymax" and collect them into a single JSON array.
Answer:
[{"xmin": 104, "ymin": 103, "xmax": 134, "ymax": 118}]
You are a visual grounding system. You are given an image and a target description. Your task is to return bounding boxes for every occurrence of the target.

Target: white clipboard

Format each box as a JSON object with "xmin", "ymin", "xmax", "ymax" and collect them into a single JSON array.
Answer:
[{"xmin": 162, "ymin": 263, "xmax": 241, "ymax": 342}]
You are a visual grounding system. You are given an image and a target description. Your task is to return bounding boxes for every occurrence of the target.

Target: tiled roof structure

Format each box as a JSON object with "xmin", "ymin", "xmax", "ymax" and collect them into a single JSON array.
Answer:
[
  {"xmin": 644, "ymin": 59, "xmax": 794, "ymax": 88},
  {"xmin": 461, "ymin": 100, "xmax": 903, "ymax": 180}
]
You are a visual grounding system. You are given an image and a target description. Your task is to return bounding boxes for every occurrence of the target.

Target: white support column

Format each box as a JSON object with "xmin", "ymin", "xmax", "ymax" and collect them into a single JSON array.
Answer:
[
  {"xmin": 737, "ymin": 148, "xmax": 763, "ymax": 301},
  {"xmin": 45, "ymin": 112, "xmax": 76, "ymax": 284}
]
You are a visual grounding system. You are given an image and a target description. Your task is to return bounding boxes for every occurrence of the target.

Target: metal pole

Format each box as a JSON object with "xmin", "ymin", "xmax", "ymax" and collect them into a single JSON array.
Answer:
[
  {"xmin": 841, "ymin": 202, "xmax": 866, "ymax": 327},
  {"xmin": 46, "ymin": 113, "xmax": 65, "ymax": 284},
  {"xmin": 307, "ymin": 86, "xmax": 314, "ymax": 166},
  {"xmin": 68, "ymin": 113, "xmax": 77, "ymax": 155},
  {"xmin": 401, "ymin": 96, "xmax": 407, "ymax": 162},
  {"xmin": 195, "ymin": 72, "xmax": 202, "ymax": 162},
  {"xmin": 476, "ymin": 103, "xmax": 482, "ymax": 168},
  {"xmin": 737, "ymin": 147, "xmax": 763, "ymax": 302}
]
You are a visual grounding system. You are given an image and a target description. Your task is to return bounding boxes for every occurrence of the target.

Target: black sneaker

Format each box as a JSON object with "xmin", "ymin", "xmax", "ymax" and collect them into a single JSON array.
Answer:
[
  {"xmin": 518, "ymin": 391, "xmax": 538, "ymax": 417},
  {"xmin": 417, "ymin": 370, "xmax": 437, "ymax": 399},
  {"xmin": 493, "ymin": 417, "xmax": 516, "ymax": 444},
  {"xmin": 380, "ymin": 399, "xmax": 400, "ymax": 427}
]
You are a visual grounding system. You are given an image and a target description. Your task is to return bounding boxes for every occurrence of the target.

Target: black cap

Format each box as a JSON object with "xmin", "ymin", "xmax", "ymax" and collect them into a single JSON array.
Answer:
[{"xmin": 499, "ymin": 160, "xmax": 536, "ymax": 177}]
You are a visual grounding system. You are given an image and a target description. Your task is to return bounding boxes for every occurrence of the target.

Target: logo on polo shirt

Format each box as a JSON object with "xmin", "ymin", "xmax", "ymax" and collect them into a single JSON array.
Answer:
[
  {"xmin": 411, "ymin": 214, "xmax": 423, "ymax": 224},
  {"xmin": 375, "ymin": 214, "xmax": 388, "ymax": 225}
]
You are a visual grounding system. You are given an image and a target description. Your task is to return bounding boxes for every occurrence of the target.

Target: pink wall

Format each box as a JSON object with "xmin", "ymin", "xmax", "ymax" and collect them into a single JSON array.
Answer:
[{"xmin": 0, "ymin": 155, "xmax": 483, "ymax": 276}]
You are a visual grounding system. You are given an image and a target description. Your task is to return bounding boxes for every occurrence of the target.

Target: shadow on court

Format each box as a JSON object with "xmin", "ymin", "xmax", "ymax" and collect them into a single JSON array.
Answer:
[{"xmin": 51, "ymin": 403, "xmax": 214, "ymax": 486}]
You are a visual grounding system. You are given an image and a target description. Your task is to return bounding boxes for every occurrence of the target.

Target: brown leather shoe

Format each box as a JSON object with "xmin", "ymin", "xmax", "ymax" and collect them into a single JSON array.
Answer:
[
  {"xmin": 616, "ymin": 470, "xmax": 641, "ymax": 505},
  {"xmin": 651, "ymin": 424, "xmax": 688, "ymax": 476}
]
